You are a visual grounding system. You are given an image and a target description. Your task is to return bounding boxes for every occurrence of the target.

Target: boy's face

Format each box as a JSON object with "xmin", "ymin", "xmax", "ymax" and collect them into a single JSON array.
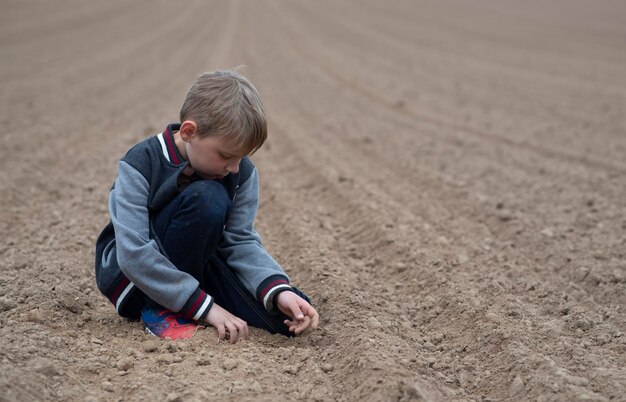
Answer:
[{"xmin": 179, "ymin": 123, "xmax": 244, "ymax": 180}]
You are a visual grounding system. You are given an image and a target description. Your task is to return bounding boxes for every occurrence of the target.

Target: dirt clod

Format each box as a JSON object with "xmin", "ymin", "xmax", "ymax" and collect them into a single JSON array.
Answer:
[
  {"xmin": 116, "ymin": 357, "xmax": 134, "ymax": 371},
  {"xmin": 221, "ymin": 359, "xmax": 238, "ymax": 371},
  {"xmin": 32, "ymin": 358, "xmax": 60, "ymax": 377},
  {"xmin": 321, "ymin": 363, "xmax": 334, "ymax": 373},
  {"xmin": 26, "ymin": 308, "xmax": 44, "ymax": 323},
  {"xmin": 143, "ymin": 342, "xmax": 159, "ymax": 353},
  {"xmin": 509, "ymin": 375, "xmax": 524, "ymax": 396}
]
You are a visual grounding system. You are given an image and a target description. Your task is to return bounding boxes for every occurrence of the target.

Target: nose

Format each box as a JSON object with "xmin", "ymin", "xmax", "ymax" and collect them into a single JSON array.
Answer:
[{"xmin": 226, "ymin": 159, "xmax": 240, "ymax": 174}]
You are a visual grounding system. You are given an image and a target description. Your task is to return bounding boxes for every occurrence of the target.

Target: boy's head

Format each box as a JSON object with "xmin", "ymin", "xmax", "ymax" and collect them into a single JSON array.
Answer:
[
  {"xmin": 177, "ymin": 70, "xmax": 267, "ymax": 179},
  {"xmin": 179, "ymin": 70, "xmax": 267, "ymax": 156}
]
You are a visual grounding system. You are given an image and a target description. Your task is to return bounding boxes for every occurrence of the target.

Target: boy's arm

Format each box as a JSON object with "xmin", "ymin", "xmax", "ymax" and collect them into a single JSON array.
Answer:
[
  {"xmin": 217, "ymin": 167, "xmax": 294, "ymax": 311},
  {"xmin": 110, "ymin": 160, "xmax": 213, "ymax": 320}
]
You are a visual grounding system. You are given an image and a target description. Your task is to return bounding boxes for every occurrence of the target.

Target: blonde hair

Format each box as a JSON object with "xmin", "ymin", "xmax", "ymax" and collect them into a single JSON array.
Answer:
[{"xmin": 180, "ymin": 70, "xmax": 267, "ymax": 155}]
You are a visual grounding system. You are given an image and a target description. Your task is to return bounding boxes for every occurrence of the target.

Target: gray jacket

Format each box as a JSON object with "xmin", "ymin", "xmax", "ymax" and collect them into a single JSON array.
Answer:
[{"xmin": 95, "ymin": 124, "xmax": 292, "ymax": 320}]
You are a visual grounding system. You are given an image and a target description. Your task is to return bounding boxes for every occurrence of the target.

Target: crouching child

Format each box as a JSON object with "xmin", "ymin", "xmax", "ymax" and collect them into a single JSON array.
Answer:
[{"xmin": 94, "ymin": 70, "xmax": 319, "ymax": 342}]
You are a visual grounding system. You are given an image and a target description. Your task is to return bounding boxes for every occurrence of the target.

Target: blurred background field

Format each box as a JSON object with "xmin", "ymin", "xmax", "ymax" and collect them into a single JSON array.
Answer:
[{"xmin": 1, "ymin": 1, "xmax": 625, "ymax": 400}]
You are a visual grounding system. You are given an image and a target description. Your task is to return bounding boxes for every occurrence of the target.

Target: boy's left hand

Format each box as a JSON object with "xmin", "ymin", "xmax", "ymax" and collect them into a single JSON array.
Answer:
[{"xmin": 276, "ymin": 291, "xmax": 319, "ymax": 335}]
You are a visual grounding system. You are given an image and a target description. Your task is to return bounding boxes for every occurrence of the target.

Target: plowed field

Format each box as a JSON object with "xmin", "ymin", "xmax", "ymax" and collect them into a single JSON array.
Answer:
[{"xmin": 1, "ymin": 1, "xmax": 625, "ymax": 400}]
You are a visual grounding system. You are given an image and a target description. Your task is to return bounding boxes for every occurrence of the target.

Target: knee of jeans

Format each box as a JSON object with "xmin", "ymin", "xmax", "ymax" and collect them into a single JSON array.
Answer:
[{"xmin": 181, "ymin": 181, "xmax": 232, "ymax": 224}]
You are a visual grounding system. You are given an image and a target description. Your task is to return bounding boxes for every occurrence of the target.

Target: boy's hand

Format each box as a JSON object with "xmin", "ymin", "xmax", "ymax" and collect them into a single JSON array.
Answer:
[
  {"xmin": 276, "ymin": 291, "xmax": 319, "ymax": 335},
  {"xmin": 204, "ymin": 303, "xmax": 248, "ymax": 343}
]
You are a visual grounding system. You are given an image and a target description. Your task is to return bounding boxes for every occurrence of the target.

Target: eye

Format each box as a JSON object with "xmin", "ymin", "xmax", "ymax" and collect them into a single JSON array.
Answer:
[{"xmin": 220, "ymin": 153, "xmax": 232, "ymax": 160}]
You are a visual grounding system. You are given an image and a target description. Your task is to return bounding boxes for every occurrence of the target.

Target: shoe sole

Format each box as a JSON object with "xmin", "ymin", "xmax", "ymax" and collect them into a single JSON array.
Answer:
[{"xmin": 144, "ymin": 324, "xmax": 198, "ymax": 340}]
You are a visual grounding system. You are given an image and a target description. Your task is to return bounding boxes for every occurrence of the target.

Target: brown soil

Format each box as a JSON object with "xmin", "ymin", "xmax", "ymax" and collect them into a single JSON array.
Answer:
[{"xmin": 1, "ymin": 1, "xmax": 625, "ymax": 401}]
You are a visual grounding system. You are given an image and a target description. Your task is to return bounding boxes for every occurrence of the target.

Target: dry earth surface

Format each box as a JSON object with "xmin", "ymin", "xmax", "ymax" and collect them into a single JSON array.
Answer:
[{"xmin": 1, "ymin": 0, "xmax": 625, "ymax": 401}]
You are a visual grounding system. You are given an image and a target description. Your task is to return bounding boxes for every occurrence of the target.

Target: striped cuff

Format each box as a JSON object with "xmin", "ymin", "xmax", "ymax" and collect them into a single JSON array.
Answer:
[
  {"xmin": 257, "ymin": 275, "xmax": 293, "ymax": 312},
  {"xmin": 178, "ymin": 288, "xmax": 213, "ymax": 321}
]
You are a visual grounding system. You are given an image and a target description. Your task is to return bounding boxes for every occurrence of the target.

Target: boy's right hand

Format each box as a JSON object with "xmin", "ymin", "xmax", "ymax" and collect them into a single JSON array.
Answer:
[{"xmin": 204, "ymin": 303, "xmax": 248, "ymax": 343}]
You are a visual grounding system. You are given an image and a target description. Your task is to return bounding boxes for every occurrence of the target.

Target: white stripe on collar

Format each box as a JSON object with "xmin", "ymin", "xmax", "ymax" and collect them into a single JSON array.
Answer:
[{"xmin": 157, "ymin": 133, "xmax": 170, "ymax": 162}]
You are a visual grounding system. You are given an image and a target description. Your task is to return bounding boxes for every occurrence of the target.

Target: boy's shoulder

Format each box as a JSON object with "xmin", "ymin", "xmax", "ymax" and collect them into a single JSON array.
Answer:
[
  {"xmin": 239, "ymin": 157, "xmax": 255, "ymax": 182},
  {"xmin": 120, "ymin": 135, "xmax": 163, "ymax": 179},
  {"xmin": 123, "ymin": 130, "xmax": 172, "ymax": 163}
]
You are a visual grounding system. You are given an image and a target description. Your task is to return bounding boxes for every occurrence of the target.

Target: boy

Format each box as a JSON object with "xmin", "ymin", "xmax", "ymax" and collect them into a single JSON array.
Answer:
[{"xmin": 95, "ymin": 70, "xmax": 318, "ymax": 342}]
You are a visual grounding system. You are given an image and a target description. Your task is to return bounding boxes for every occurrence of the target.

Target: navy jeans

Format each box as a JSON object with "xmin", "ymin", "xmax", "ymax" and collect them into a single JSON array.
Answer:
[{"xmin": 150, "ymin": 180, "xmax": 307, "ymax": 336}]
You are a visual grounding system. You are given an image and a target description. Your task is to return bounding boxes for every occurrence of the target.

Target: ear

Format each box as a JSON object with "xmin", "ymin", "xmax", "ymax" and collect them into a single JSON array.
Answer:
[{"xmin": 179, "ymin": 120, "xmax": 198, "ymax": 142}]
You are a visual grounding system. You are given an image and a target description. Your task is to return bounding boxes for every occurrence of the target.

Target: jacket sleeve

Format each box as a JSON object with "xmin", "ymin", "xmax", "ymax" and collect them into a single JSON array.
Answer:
[
  {"xmin": 217, "ymin": 167, "xmax": 294, "ymax": 311},
  {"xmin": 110, "ymin": 160, "xmax": 213, "ymax": 320}
]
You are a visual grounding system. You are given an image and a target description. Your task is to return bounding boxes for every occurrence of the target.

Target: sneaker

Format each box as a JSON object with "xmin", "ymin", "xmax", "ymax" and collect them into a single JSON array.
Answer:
[{"xmin": 141, "ymin": 305, "xmax": 198, "ymax": 340}]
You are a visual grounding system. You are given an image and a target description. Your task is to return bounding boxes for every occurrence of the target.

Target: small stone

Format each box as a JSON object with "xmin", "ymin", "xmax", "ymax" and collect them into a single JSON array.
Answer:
[
  {"xmin": 496, "ymin": 207, "xmax": 514, "ymax": 222},
  {"xmin": 485, "ymin": 312, "xmax": 499, "ymax": 322},
  {"xmin": 33, "ymin": 358, "xmax": 60, "ymax": 377},
  {"xmin": 509, "ymin": 374, "xmax": 524, "ymax": 396},
  {"xmin": 143, "ymin": 342, "xmax": 159, "ymax": 353},
  {"xmin": 595, "ymin": 333, "xmax": 612, "ymax": 346},
  {"xmin": 431, "ymin": 333, "xmax": 445, "ymax": 345},
  {"xmin": 576, "ymin": 267, "xmax": 590, "ymax": 281},
  {"xmin": 394, "ymin": 262, "xmax": 407, "ymax": 272},
  {"xmin": 90, "ymin": 337, "xmax": 104, "ymax": 345},
  {"xmin": 101, "ymin": 381, "xmax": 115, "ymax": 393},
  {"xmin": 540, "ymin": 228, "xmax": 554, "ymax": 238},
  {"xmin": 321, "ymin": 363, "xmax": 334, "ymax": 373},
  {"xmin": 248, "ymin": 381, "xmax": 262, "ymax": 392},
  {"xmin": 367, "ymin": 316, "xmax": 382, "ymax": 329},
  {"xmin": 0, "ymin": 297, "xmax": 16, "ymax": 312},
  {"xmin": 556, "ymin": 368, "xmax": 589, "ymax": 386},
  {"xmin": 398, "ymin": 381, "xmax": 424, "ymax": 400},
  {"xmin": 283, "ymin": 365, "xmax": 299, "ymax": 375},
  {"xmin": 167, "ymin": 393, "xmax": 182, "ymax": 402},
  {"xmin": 611, "ymin": 268, "xmax": 625, "ymax": 284},
  {"xmin": 222, "ymin": 358, "xmax": 238, "ymax": 371},
  {"xmin": 423, "ymin": 341, "xmax": 436, "ymax": 351},
  {"xmin": 458, "ymin": 370, "xmax": 473, "ymax": 389},
  {"xmin": 26, "ymin": 308, "xmax": 44, "ymax": 323},
  {"xmin": 196, "ymin": 353, "xmax": 211, "ymax": 366},
  {"xmin": 457, "ymin": 253, "xmax": 470, "ymax": 265},
  {"xmin": 196, "ymin": 356, "xmax": 211, "ymax": 366},
  {"xmin": 116, "ymin": 357, "xmax": 134, "ymax": 371},
  {"xmin": 157, "ymin": 354, "xmax": 174, "ymax": 365}
]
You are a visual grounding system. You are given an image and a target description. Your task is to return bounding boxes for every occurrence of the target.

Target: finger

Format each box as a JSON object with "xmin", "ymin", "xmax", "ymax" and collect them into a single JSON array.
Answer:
[
  {"xmin": 235, "ymin": 320, "xmax": 248, "ymax": 340},
  {"xmin": 297, "ymin": 303, "xmax": 319, "ymax": 329},
  {"xmin": 226, "ymin": 323, "xmax": 238, "ymax": 344},
  {"xmin": 287, "ymin": 300, "xmax": 305, "ymax": 320},
  {"xmin": 310, "ymin": 311, "xmax": 320, "ymax": 329},
  {"xmin": 294, "ymin": 316, "xmax": 311, "ymax": 335},
  {"xmin": 284, "ymin": 319, "xmax": 298, "ymax": 332},
  {"xmin": 296, "ymin": 316, "xmax": 311, "ymax": 334},
  {"xmin": 241, "ymin": 320, "xmax": 249, "ymax": 339},
  {"xmin": 217, "ymin": 324, "xmax": 226, "ymax": 341},
  {"xmin": 283, "ymin": 318, "xmax": 302, "ymax": 326},
  {"xmin": 302, "ymin": 305, "xmax": 319, "ymax": 329}
]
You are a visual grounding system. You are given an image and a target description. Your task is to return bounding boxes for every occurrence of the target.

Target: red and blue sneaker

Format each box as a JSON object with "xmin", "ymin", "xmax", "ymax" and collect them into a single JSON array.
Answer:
[{"xmin": 141, "ymin": 305, "xmax": 198, "ymax": 340}]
